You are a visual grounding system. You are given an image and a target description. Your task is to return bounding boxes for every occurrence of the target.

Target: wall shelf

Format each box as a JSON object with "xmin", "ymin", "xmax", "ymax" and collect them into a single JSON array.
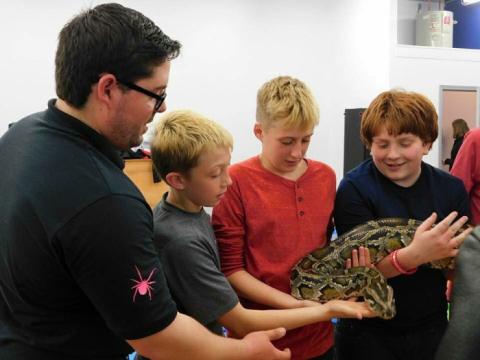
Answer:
[{"xmin": 395, "ymin": 44, "xmax": 480, "ymax": 62}]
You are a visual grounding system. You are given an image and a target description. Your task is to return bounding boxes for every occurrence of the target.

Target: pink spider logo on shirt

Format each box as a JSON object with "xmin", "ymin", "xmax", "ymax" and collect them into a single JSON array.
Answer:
[{"xmin": 130, "ymin": 265, "xmax": 157, "ymax": 302}]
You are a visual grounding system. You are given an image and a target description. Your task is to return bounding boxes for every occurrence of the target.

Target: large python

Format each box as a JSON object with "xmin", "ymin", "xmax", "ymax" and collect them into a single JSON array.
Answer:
[{"xmin": 290, "ymin": 218, "xmax": 455, "ymax": 319}]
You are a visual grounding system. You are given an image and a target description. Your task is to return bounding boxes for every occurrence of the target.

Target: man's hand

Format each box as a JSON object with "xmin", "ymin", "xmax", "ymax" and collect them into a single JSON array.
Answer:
[{"xmin": 242, "ymin": 328, "xmax": 291, "ymax": 360}]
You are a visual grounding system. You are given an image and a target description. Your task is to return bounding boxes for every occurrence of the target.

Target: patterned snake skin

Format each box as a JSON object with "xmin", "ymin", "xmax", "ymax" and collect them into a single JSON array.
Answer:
[{"xmin": 291, "ymin": 218, "xmax": 454, "ymax": 319}]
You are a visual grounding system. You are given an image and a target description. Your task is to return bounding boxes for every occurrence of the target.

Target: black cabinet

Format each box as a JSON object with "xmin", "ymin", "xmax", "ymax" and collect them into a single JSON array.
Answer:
[{"xmin": 343, "ymin": 108, "xmax": 370, "ymax": 176}]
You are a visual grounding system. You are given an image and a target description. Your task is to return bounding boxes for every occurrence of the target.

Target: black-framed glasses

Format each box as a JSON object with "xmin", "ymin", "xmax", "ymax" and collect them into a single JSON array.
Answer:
[{"xmin": 117, "ymin": 79, "xmax": 166, "ymax": 113}]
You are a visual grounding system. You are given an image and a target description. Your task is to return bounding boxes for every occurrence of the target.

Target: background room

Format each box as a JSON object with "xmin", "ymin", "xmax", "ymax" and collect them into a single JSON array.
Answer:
[{"xmin": 1, "ymin": 0, "xmax": 480, "ymax": 180}]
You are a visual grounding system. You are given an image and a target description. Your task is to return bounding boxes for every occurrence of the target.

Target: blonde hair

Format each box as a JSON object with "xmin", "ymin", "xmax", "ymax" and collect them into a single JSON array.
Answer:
[
  {"xmin": 360, "ymin": 89, "xmax": 438, "ymax": 148},
  {"xmin": 452, "ymin": 118, "xmax": 469, "ymax": 139},
  {"xmin": 256, "ymin": 76, "xmax": 319, "ymax": 130},
  {"xmin": 151, "ymin": 110, "xmax": 233, "ymax": 180}
]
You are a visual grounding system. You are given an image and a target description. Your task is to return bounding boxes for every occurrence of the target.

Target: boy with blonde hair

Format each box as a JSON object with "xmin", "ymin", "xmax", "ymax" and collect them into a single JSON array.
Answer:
[
  {"xmin": 334, "ymin": 89, "xmax": 471, "ymax": 360},
  {"xmin": 212, "ymin": 76, "xmax": 338, "ymax": 359},
  {"xmin": 150, "ymin": 109, "xmax": 374, "ymax": 351}
]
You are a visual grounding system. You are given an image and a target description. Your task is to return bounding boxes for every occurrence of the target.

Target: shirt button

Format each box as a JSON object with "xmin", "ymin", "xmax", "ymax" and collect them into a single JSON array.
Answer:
[
  {"xmin": 299, "ymin": 211, "xmax": 305, "ymax": 216},
  {"xmin": 298, "ymin": 196, "xmax": 303, "ymax": 202}
]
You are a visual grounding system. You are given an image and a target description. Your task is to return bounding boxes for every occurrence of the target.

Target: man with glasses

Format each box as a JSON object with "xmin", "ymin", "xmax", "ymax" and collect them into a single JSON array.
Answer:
[
  {"xmin": 0, "ymin": 3, "xmax": 289, "ymax": 360},
  {"xmin": 116, "ymin": 79, "xmax": 167, "ymax": 114}
]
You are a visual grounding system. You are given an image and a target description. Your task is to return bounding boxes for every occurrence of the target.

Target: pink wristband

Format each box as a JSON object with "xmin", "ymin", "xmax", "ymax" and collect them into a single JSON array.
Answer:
[{"xmin": 391, "ymin": 250, "xmax": 417, "ymax": 275}]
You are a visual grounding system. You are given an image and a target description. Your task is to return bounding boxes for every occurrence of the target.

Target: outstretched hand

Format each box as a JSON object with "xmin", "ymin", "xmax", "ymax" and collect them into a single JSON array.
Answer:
[
  {"xmin": 406, "ymin": 212, "xmax": 471, "ymax": 267},
  {"xmin": 323, "ymin": 299, "xmax": 377, "ymax": 320},
  {"xmin": 243, "ymin": 328, "xmax": 291, "ymax": 360}
]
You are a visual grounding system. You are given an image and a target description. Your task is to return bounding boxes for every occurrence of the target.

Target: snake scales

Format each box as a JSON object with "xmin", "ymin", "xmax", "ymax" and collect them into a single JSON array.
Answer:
[{"xmin": 290, "ymin": 218, "xmax": 454, "ymax": 319}]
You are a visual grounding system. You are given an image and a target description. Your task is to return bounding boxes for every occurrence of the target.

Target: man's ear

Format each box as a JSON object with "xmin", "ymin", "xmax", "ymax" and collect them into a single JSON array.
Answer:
[
  {"xmin": 96, "ymin": 73, "xmax": 117, "ymax": 105},
  {"xmin": 254, "ymin": 122, "xmax": 263, "ymax": 141},
  {"xmin": 165, "ymin": 172, "xmax": 186, "ymax": 190}
]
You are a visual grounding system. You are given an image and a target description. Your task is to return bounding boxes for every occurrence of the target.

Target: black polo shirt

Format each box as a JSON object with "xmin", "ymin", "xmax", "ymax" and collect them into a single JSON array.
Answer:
[{"xmin": 0, "ymin": 100, "xmax": 177, "ymax": 359}]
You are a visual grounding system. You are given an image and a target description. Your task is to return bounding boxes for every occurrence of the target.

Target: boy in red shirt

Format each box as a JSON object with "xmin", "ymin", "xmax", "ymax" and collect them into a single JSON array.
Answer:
[
  {"xmin": 212, "ymin": 76, "xmax": 337, "ymax": 359},
  {"xmin": 451, "ymin": 128, "xmax": 480, "ymax": 225}
]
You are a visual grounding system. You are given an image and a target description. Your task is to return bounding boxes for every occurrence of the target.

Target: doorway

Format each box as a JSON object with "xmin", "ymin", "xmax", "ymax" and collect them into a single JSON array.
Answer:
[{"xmin": 438, "ymin": 86, "xmax": 480, "ymax": 171}]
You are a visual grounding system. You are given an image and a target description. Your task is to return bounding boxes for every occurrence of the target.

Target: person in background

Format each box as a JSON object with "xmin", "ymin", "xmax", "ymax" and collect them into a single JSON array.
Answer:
[
  {"xmin": 444, "ymin": 118, "xmax": 469, "ymax": 170},
  {"xmin": 0, "ymin": 4, "xmax": 289, "ymax": 360},
  {"xmin": 451, "ymin": 127, "xmax": 480, "ymax": 226},
  {"xmin": 149, "ymin": 109, "xmax": 374, "ymax": 346},
  {"xmin": 435, "ymin": 226, "xmax": 480, "ymax": 360},
  {"xmin": 333, "ymin": 89, "xmax": 471, "ymax": 360},
  {"xmin": 212, "ymin": 76, "xmax": 337, "ymax": 360}
]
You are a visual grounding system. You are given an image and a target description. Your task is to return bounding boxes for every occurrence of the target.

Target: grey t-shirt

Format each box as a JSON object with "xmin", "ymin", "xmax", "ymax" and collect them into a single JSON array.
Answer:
[{"xmin": 153, "ymin": 195, "xmax": 238, "ymax": 335}]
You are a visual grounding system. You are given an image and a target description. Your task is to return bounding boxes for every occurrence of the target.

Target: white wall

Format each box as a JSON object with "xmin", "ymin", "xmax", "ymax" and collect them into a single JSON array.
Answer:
[
  {"xmin": 4, "ymin": 1, "xmax": 479, "ymax": 181},
  {"xmin": 0, "ymin": 0, "xmax": 391, "ymax": 182},
  {"xmin": 390, "ymin": 49, "xmax": 480, "ymax": 166}
]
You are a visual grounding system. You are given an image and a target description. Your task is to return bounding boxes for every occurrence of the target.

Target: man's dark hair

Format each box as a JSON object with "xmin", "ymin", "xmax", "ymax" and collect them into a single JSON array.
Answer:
[{"xmin": 55, "ymin": 3, "xmax": 181, "ymax": 107}]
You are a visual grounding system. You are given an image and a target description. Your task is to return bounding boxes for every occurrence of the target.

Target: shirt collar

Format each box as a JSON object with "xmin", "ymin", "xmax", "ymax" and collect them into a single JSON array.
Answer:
[{"xmin": 47, "ymin": 99, "xmax": 124, "ymax": 169}]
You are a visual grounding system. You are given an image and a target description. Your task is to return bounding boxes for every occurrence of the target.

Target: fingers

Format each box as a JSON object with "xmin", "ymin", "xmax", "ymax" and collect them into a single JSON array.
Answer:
[
  {"xmin": 358, "ymin": 246, "xmax": 373, "ymax": 268},
  {"xmin": 437, "ymin": 214, "xmax": 470, "ymax": 251},
  {"xmin": 355, "ymin": 303, "xmax": 367, "ymax": 319},
  {"xmin": 358, "ymin": 248, "xmax": 365, "ymax": 267},
  {"xmin": 416, "ymin": 212, "xmax": 438, "ymax": 233},
  {"xmin": 278, "ymin": 348, "xmax": 291, "ymax": 359},
  {"xmin": 351, "ymin": 301, "xmax": 375, "ymax": 319},
  {"xmin": 356, "ymin": 247, "xmax": 373, "ymax": 268},
  {"xmin": 449, "ymin": 216, "xmax": 469, "ymax": 236},
  {"xmin": 412, "ymin": 212, "xmax": 470, "ymax": 263},
  {"xmin": 264, "ymin": 327, "xmax": 287, "ymax": 342},
  {"xmin": 346, "ymin": 247, "xmax": 373, "ymax": 269},
  {"xmin": 328, "ymin": 300, "xmax": 376, "ymax": 320},
  {"xmin": 351, "ymin": 249, "xmax": 359, "ymax": 267},
  {"xmin": 431, "ymin": 211, "xmax": 458, "ymax": 234},
  {"xmin": 451, "ymin": 225, "xmax": 473, "ymax": 249},
  {"xmin": 354, "ymin": 302, "xmax": 376, "ymax": 319}
]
